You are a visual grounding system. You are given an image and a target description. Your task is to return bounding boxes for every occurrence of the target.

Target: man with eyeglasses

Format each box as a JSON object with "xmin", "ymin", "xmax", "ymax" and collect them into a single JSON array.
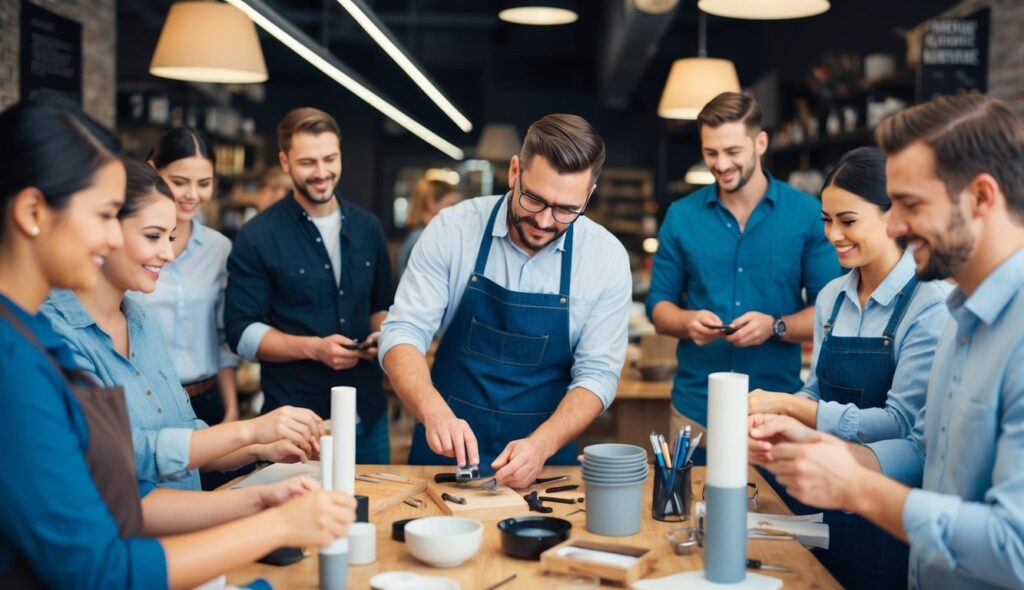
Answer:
[{"xmin": 379, "ymin": 114, "xmax": 631, "ymax": 488}]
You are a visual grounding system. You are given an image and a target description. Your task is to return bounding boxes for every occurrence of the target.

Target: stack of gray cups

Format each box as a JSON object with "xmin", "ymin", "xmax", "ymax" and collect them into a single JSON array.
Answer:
[{"xmin": 581, "ymin": 444, "xmax": 649, "ymax": 536}]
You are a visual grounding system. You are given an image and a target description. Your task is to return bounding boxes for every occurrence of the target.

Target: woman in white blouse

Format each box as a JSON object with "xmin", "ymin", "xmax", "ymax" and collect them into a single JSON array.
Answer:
[{"xmin": 139, "ymin": 128, "xmax": 239, "ymax": 429}]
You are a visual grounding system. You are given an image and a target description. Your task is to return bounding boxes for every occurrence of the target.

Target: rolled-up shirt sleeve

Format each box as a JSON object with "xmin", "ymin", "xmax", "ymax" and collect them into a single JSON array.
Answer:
[
  {"xmin": 646, "ymin": 203, "xmax": 687, "ymax": 318},
  {"xmin": 379, "ymin": 212, "xmax": 455, "ymax": 363},
  {"xmin": 817, "ymin": 296, "xmax": 947, "ymax": 442},
  {"xmin": 131, "ymin": 426, "xmax": 196, "ymax": 482},
  {"xmin": 569, "ymin": 245, "xmax": 631, "ymax": 410},
  {"xmin": 0, "ymin": 350, "xmax": 168, "ymax": 589}
]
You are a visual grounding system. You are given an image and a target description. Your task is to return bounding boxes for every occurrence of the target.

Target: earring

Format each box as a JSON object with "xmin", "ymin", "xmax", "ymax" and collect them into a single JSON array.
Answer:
[{"xmin": 29, "ymin": 226, "xmax": 40, "ymax": 237}]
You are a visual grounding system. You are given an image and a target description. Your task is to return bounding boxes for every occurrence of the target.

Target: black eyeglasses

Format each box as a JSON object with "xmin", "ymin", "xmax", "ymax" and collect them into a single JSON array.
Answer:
[{"xmin": 516, "ymin": 175, "xmax": 588, "ymax": 224}]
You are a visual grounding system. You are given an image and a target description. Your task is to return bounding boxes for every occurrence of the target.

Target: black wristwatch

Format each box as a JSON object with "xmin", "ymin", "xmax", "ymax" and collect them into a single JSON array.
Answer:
[{"xmin": 772, "ymin": 317, "xmax": 787, "ymax": 341}]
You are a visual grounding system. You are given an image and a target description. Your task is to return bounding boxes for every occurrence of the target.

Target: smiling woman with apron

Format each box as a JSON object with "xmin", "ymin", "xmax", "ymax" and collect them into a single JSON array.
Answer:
[
  {"xmin": 748, "ymin": 148, "xmax": 953, "ymax": 588},
  {"xmin": 409, "ymin": 198, "xmax": 579, "ymax": 468}
]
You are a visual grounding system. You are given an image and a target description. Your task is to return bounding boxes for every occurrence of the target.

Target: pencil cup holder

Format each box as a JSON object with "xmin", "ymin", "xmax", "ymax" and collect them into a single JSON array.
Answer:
[{"xmin": 651, "ymin": 461, "xmax": 693, "ymax": 522}]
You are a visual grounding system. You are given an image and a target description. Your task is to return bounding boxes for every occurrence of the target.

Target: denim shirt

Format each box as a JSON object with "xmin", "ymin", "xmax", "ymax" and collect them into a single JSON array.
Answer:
[
  {"xmin": 0, "ymin": 294, "xmax": 167, "ymax": 587},
  {"xmin": 870, "ymin": 248, "xmax": 1024, "ymax": 589},
  {"xmin": 646, "ymin": 174, "xmax": 841, "ymax": 425},
  {"xmin": 41, "ymin": 289, "xmax": 205, "ymax": 490},
  {"xmin": 799, "ymin": 249, "xmax": 952, "ymax": 442},
  {"xmin": 224, "ymin": 194, "xmax": 394, "ymax": 422}
]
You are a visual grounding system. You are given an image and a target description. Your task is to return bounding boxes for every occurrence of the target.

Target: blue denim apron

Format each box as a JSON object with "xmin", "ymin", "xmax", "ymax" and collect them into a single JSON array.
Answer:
[
  {"xmin": 408, "ymin": 197, "xmax": 578, "ymax": 470},
  {"xmin": 814, "ymin": 276, "xmax": 919, "ymax": 589}
]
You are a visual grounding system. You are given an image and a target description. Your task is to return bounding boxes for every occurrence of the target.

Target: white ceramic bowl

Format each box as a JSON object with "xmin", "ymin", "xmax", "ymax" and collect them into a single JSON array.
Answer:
[{"xmin": 405, "ymin": 516, "xmax": 483, "ymax": 568}]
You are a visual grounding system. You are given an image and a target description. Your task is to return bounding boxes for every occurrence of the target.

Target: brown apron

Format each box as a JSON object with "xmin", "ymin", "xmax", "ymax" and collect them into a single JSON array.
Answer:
[{"xmin": 0, "ymin": 301, "xmax": 144, "ymax": 588}]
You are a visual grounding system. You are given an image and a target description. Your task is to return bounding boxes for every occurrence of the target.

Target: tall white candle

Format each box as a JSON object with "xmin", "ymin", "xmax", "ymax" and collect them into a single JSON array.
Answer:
[
  {"xmin": 706, "ymin": 372, "xmax": 748, "ymax": 488},
  {"xmin": 320, "ymin": 436, "xmax": 333, "ymax": 491},
  {"xmin": 331, "ymin": 386, "xmax": 357, "ymax": 495}
]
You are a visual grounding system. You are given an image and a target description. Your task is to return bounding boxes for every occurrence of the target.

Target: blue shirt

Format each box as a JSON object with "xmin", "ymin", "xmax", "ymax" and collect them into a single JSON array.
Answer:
[
  {"xmin": 380, "ymin": 194, "xmax": 632, "ymax": 409},
  {"xmin": 870, "ymin": 248, "xmax": 1024, "ymax": 589},
  {"xmin": 800, "ymin": 249, "xmax": 952, "ymax": 442},
  {"xmin": 0, "ymin": 294, "xmax": 167, "ymax": 588},
  {"xmin": 646, "ymin": 175, "xmax": 841, "ymax": 425},
  {"xmin": 42, "ymin": 289, "xmax": 205, "ymax": 490},
  {"xmin": 132, "ymin": 220, "xmax": 239, "ymax": 384},
  {"xmin": 225, "ymin": 194, "xmax": 394, "ymax": 422}
]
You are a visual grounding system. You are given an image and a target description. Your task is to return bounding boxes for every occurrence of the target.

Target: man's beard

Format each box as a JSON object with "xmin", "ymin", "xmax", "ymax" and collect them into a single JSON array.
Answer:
[
  {"xmin": 916, "ymin": 206, "xmax": 975, "ymax": 281},
  {"xmin": 508, "ymin": 202, "xmax": 565, "ymax": 253},
  {"xmin": 719, "ymin": 156, "xmax": 757, "ymax": 194},
  {"xmin": 293, "ymin": 174, "xmax": 337, "ymax": 205}
]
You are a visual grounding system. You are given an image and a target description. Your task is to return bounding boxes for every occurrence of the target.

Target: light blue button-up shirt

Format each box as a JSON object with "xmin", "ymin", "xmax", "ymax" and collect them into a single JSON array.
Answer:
[
  {"xmin": 41, "ymin": 289, "xmax": 206, "ymax": 490},
  {"xmin": 379, "ymin": 194, "xmax": 632, "ymax": 409},
  {"xmin": 870, "ymin": 247, "xmax": 1024, "ymax": 589},
  {"xmin": 132, "ymin": 221, "xmax": 238, "ymax": 384},
  {"xmin": 799, "ymin": 249, "xmax": 952, "ymax": 442}
]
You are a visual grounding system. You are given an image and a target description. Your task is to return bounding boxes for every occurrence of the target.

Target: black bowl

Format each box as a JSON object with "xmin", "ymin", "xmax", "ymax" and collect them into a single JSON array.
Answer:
[{"xmin": 497, "ymin": 516, "xmax": 572, "ymax": 560}]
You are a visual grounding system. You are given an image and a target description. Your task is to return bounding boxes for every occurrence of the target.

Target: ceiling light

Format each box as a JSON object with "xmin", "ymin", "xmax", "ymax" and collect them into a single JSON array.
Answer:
[
  {"xmin": 636, "ymin": 0, "xmax": 680, "ymax": 15},
  {"xmin": 150, "ymin": 2, "xmax": 268, "ymax": 83},
  {"xmin": 658, "ymin": 58, "xmax": 740, "ymax": 119},
  {"xmin": 657, "ymin": 11, "xmax": 740, "ymax": 120},
  {"xmin": 476, "ymin": 124, "xmax": 522, "ymax": 162},
  {"xmin": 698, "ymin": 0, "xmax": 829, "ymax": 20},
  {"xmin": 685, "ymin": 163, "xmax": 715, "ymax": 185},
  {"xmin": 499, "ymin": 1, "xmax": 578, "ymax": 26},
  {"xmin": 336, "ymin": 0, "xmax": 472, "ymax": 132},
  {"xmin": 223, "ymin": 0, "xmax": 463, "ymax": 160}
]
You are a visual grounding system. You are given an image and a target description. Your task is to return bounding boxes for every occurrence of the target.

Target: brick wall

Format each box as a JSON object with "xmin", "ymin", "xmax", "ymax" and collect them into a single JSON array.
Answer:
[
  {"xmin": 0, "ymin": 0, "xmax": 116, "ymax": 127},
  {"xmin": 931, "ymin": 0, "xmax": 1024, "ymax": 113}
]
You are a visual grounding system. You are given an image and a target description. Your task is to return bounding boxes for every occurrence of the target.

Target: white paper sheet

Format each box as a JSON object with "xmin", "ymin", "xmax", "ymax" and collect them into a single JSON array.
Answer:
[{"xmin": 229, "ymin": 461, "xmax": 321, "ymax": 488}]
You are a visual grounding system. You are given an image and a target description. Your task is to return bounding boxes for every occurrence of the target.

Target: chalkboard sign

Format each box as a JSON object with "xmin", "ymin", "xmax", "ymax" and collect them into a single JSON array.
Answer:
[
  {"xmin": 917, "ymin": 8, "xmax": 990, "ymax": 102},
  {"xmin": 19, "ymin": 0, "xmax": 83, "ymax": 105}
]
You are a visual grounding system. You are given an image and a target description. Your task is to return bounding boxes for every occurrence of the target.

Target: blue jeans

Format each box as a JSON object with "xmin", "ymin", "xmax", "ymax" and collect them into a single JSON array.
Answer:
[{"xmin": 355, "ymin": 414, "xmax": 391, "ymax": 465}]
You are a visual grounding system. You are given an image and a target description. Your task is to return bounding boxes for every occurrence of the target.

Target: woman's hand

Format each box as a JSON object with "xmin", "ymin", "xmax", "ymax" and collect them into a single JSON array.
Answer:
[
  {"xmin": 274, "ymin": 488, "xmax": 357, "ymax": 548},
  {"xmin": 245, "ymin": 406, "xmax": 324, "ymax": 455}
]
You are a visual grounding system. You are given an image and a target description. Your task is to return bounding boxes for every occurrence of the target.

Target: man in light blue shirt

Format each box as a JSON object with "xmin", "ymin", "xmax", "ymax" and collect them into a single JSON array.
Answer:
[
  {"xmin": 380, "ymin": 114, "xmax": 631, "ymax": 489},
  {"xmin": 750, "ymin": 93, "xmax": 1024, "ymax": 589}
]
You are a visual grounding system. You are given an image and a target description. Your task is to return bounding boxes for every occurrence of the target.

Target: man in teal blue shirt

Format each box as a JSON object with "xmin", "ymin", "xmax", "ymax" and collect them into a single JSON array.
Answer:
[
  {"xmin": 751, "ymin": 93, "xmax": 1024, "ymax": 589},
  {"xmin": 647, "ymin": 92, "xmax": 840, "ymax": 452}
]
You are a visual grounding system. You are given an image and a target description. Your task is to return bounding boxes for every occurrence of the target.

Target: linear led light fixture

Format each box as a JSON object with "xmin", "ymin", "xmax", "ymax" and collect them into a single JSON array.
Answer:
[
  {"xmin": 223, "ymin": 0, "xmax": 464, "ymax": 160},
  {"xmin": 337, "ymin": 0, "xmax": 472, "ymax": 133}
]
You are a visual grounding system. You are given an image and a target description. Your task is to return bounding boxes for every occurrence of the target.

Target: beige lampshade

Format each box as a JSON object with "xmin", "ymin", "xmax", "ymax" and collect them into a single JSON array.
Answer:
[
  {"xmin": 476, "ymin": 124, "xmax": 522, "ymax": 161},
  {"xmin": 657, "ymin": 58, "xmax": 740, "ymax": 120},
  {"xmin": 150, "ymin": 2, "xmax": 268, "ymax": 84},
  {"xmin": 698, "ymin": 0, "xmax": 829, "ymax": 20}
]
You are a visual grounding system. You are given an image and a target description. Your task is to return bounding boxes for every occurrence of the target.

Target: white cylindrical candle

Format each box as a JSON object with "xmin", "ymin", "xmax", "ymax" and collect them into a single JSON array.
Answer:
[
  {"xmin": 706, "ymin": 372, "xmax": 748, "ymax": 488},
  {"xmin": 331, "ymin": 386, "xmax": 357, "ymax": 495},
  {"xmin": 320, "ymin": 435, "xmax": 333, "ymax": 491}
]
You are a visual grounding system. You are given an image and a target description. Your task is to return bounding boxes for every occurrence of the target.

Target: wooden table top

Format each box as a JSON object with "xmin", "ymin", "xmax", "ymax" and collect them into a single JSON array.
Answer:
[{"xmin": 226, "ymin": 464, "xmax": 838, "ymax": 589}]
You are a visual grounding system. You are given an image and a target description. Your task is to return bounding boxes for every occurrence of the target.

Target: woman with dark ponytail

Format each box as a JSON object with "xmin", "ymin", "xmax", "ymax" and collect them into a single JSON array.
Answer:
[
  {"xmin": 140, "ymin": 127, "xmax": 240, "ymax": 433},
  {"xmin": 748, "ymin": 147, "xmax": 953, "ymax": 588},
  {"xmin": 0, "ymin": 100, "xmax": 355, "ymax": 589}
]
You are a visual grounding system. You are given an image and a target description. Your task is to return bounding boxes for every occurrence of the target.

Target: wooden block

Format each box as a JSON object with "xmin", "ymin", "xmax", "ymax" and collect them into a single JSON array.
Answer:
[
  {"xmin": 426, "ymin": 481, "xmax": 530, "ymax": 521},
  {"xmin": 354, "ymin": 474, "xmax": 427, "ymax": 517},
  {"xmin": 540, "ymin": 538, "xmax": 655, "ymax": 585}
]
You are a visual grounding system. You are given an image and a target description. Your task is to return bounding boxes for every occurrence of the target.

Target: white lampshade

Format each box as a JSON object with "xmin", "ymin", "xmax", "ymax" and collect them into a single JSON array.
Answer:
[
  {"xmin": 636, "ymin": 0, "xmax": 680, "ymax": 14},
  {"xmin": 476, "ymin": 124, "xmax": 522, "ymax": 162},
  {"xmin": 499, "ymin": 2, "xmax": 578, "ymax": 26},
  {"xmin": 685, "ymin": 163, "xmax": 715, "ymax": 185},
  {"xmin": 657, "ymin": 58, "xmax": 740, "ymax": 120},
  {"xmin": 150, "ymin": 2, "xmax": 268, "ymax": 83},
  {"xmin": 698, "ymin": 0, "xmax": 829, "ymax": 20}
]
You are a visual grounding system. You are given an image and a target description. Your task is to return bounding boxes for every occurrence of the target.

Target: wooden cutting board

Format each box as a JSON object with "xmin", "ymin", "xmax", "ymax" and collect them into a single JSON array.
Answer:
[
  {"xmin": 356, "ymin": 473, "xmax": 428, "ymax": 517},
  {"xmin": 426, "ymin": 480, "xmax": 530, "ymax": 520}
]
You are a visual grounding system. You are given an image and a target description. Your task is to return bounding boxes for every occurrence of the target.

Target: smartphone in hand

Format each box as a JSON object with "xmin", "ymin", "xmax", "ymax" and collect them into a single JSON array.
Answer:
[
  {"xmin": 341, "ymin": 339, "xmax": 376, "ymax": 351},
  {"xmin": 708, "ymin": 324, "xmax": 738, "ymax": 335}
]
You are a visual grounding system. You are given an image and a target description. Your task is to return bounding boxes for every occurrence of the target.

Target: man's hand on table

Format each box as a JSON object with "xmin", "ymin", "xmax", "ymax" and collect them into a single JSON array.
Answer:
[
  {"xmin": 765, "ymin": 432, "xmax": 866, "ymax": 512},
  {"xmin": 423, "ymin": 408, "xmax": 479, "ymax": 468},
  {"xmin": 492, "ymin": 437, "xmax": 551, "ymax": 489}
]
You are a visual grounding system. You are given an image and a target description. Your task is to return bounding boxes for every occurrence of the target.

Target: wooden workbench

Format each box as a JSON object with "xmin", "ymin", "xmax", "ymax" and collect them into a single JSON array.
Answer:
[{"xmin": 226, "ymin": 464, "xmax": 839, "ymax": 589}]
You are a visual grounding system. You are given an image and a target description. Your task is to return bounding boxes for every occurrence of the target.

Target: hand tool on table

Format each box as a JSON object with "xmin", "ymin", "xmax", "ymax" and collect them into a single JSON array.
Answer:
[
  {"xmin": 485, "ymin": 573, "xmax": 517, "ymax": 590},
  {"xmin": 403, "ymin": 497, "xmax": 425, "ymax": 509},
  {"xmin": 523, "ymin": 490, "xmax": 553, "ymax": 513},
  {"xmin": 355, "ymin": 475, "xmax": 382, "ymax": 484},
  {"xmin": 433, "ymin": 459, "xmax": 483, "ymax": 483},
  {"xmin": 545, "ymin": 484, "xmax": 579, "ymax": 494},
  {"xmin": 746, "ymin": 559, "xmax": 794, "ymax": 573},
  {"xmin": 369, "ymin": 472, "xmax": 413, "ymax": 483},
  {"xmin": 531, "ymin": 475, "xmax": 569, "ymax": 486},
  {"xmin": 538, "ymin": 496, "xmax": 584, "ymax": 504},
  {"xmin": 441, "ymin": 492, "xmax": 466, "ymax": 505}
]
